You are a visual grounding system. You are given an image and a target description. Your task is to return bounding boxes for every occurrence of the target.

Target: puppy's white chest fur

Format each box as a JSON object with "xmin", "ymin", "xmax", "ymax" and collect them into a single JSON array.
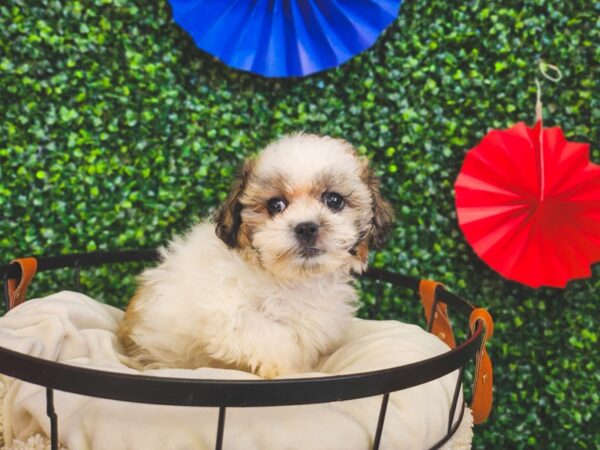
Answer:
[{"xmin": 120, "ymin": 223, "xmax": 358, "ymax": 377}]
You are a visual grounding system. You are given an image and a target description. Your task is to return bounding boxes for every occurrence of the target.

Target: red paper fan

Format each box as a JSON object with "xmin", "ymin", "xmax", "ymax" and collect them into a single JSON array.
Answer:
[{"xmin": 455, "ymin": 121, "xmax": 600, "ymax": 288}]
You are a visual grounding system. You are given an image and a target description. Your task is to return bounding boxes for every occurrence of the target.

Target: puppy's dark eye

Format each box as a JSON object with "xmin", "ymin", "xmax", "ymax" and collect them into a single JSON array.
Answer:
[
  {"xmin": 322, "ymin": 192, "xmax": 345, "ymax": 211},
  {"xmin": 267, "ymin": 197, "xmax": 288, "ymax": 215}
]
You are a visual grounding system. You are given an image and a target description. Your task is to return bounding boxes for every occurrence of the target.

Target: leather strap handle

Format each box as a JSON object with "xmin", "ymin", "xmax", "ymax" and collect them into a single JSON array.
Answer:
[
  {"xmin": 469, "ymin": 308, "xmax": 494, "ymax": 424},
  {"xmin": 419, "ymin": 280, "xmax": 456, "ymax": 348},
  {"xmin": 6, "ymin": 257, "xmax": 37, "ymax": 310},
  {"xmin": 420, "ymin": 280, "xmax": 494, "ymax": 424}
]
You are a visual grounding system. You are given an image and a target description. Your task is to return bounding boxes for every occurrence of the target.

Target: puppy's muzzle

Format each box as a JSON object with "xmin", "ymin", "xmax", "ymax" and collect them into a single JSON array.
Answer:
[{"xmin": 295, "ymin": 221, "xmax": 319, "ymax": 246}]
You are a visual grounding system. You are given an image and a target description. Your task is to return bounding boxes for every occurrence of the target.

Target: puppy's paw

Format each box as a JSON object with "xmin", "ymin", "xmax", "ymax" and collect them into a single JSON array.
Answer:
[
  {"xmin": 256, "ymin": 363, "xmax": 280, "ymax": 379},
  {"xmin": 256, "ymin": 362, "xmax": 291, "ymax": 379}
]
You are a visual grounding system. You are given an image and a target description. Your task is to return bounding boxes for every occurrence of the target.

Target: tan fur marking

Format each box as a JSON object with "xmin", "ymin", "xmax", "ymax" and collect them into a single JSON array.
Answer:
[
  {"xmin": 355, "ymin": 240, "xmax": 370, "ymax": 266},
  {"xmin": 359, "ymin": 160, "xmax": 395, "ymax": 249},
  {"xmin": 214, "ymin": 158, "xmax": 256, "ymax": 248},
  {"xmin": 117, "ymin": 285, "xmax": 149, "ymax": 357}
]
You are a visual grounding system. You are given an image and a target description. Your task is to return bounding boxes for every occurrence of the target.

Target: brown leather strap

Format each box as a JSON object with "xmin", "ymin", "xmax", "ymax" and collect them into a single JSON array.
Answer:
[
  {"xmin": 419, "ymin": 280, "xmax": 456, "ymax": 348},
  {"xmin": 7, "ymin": 257, "xmax": 37, "ymax": 310},
  {"xmin": 469, "ymin": 308, "xmax": 494, "ymax": 424}
]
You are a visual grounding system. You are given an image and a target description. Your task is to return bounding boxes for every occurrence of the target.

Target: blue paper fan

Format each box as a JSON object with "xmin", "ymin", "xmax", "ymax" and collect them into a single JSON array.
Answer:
[{"xmin": 167, "ymin": 0, "xmax": 403, "ymax": 77}]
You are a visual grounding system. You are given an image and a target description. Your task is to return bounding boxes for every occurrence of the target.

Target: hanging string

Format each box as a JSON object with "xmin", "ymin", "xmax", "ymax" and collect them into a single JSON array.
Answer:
[
  {"xmin": 535, "ymin": 78, "xmax": 543, "ymax": 124},
  {"xmin": 535, "ymin": 60, "xmax": 563, "ymax": 122},
  {"xmin": 535, "ymin": 60, "xmax": 563, "ymax": 202},
  {"xmin": 540, "ymin": 61, "xmax": 563, "ymax": 82}
]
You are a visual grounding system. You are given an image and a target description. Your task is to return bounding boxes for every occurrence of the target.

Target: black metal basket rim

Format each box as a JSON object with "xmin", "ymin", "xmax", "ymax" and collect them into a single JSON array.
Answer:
[
  {"xmin": 0, "ymin": 250, "xmax": 484, "ymax": 408},
  {"xmin": 0, "ymin": 250, "xmax": 476, "ymax": 315}
]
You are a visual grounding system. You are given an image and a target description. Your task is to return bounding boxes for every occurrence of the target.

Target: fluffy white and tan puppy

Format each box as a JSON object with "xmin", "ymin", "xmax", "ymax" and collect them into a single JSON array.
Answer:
[{"xmin": 117, "ymin": 134, "xmax": 393, "ymax": 378}]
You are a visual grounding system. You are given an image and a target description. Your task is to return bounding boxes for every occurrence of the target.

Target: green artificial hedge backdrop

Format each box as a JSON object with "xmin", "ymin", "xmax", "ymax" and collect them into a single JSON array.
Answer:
[{"xmin": 1, "ymin": 0, "xmax": 599, "ymax": 448}]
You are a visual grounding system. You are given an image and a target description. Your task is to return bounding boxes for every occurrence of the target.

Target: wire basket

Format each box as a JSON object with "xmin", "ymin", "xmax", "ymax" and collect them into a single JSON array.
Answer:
[{"xmin": 0, "ymin": 250, "xmax": 492, "ymax": 450}]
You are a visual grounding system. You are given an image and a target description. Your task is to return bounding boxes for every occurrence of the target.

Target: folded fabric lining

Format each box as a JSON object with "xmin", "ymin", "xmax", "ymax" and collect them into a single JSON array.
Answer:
[{"xmin": 0, "ymin": 291, "xmax": 472, "ymax": 450}]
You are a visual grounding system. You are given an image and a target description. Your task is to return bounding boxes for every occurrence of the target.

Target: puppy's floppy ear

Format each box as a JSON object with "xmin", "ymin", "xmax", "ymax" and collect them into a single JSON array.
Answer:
[
  {"xmin": 363, "ymin": 165, "xmax": 394, "ymax": 249},
  {"xmin": 214, "ymin": 158, "xmax": 255, "ymax": 248}
]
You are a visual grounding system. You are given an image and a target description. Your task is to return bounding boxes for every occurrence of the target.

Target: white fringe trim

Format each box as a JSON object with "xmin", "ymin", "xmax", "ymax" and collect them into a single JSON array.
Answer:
[
  {"xmin": 0, "ymin": 375, "xmax": 67, "ymax": 450},
  {"xmin": 1, "ymin": 433, "xmax": 67, "ymax": 450},
  {"xmin": 0, "ymin": 376, "xmax": 5, "ymax": 448},
  {"xmin": 0, "ymin": 374, "xmax": 14, "ymax": 449},
  {"xmin": 441, "ymin": 406, "xmax": 474, "ymax": 450}
]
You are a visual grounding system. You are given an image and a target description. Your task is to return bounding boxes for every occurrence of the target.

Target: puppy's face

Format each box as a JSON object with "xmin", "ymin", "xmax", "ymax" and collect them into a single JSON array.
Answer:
[{"xmin": 215, "ymin": 134, "xmax": 393, "ymax": 280}]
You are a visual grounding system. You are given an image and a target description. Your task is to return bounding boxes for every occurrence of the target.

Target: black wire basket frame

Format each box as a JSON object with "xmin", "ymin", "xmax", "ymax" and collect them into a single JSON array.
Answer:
[{"xmin": 0, "ymin": 250, "xmax": 486, "ymax": 450}]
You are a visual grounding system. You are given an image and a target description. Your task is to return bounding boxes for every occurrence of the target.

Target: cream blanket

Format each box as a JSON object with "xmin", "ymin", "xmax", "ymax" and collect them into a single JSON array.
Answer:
[{"xmin": 0, "ymin": 292, "xmax": 472, "ymax": 450}]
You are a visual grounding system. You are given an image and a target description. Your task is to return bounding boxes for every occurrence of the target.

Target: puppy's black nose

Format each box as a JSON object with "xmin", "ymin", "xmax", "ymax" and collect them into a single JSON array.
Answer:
[{"xmin": 295, "ymin": 221, "xmax": 319, "ymax": 242}]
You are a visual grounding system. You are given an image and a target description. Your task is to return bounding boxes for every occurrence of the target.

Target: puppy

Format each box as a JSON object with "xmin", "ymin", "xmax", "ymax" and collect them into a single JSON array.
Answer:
[{"xmin": 117, "ymin": 134, "xmax": 393, "ymax": 378}]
